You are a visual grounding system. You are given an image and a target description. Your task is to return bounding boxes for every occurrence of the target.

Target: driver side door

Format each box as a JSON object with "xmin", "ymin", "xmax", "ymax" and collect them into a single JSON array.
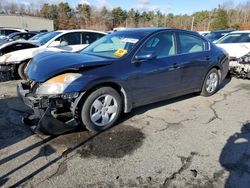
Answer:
[{"xmin": 128, "ymin": 31, "xmax": 183, "ymax": 106}]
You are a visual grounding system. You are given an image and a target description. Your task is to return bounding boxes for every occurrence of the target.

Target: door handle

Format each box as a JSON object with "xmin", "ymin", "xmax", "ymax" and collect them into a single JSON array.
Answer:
[{"xmin": 168, "ymin": 63, "xmax": 180, "ymax": 71}]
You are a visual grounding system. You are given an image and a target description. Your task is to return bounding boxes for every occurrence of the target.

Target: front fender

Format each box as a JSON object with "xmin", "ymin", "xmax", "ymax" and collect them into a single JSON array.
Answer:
[{"xmin": 64, "ymin": 76, "xmax": 132, "ymax": 113}]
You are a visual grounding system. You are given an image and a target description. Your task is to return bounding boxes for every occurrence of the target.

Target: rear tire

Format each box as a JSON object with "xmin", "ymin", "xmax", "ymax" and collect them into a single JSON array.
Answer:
[
  {"xmin": 18, "ymin": 62, "xmax": 28, "ymax": 80},
  {"xmin": 80, "ymin": 87, "xmax": 122, "ymax": 132},
  {"xmin": 201, "ymin": 68, "xmax": 220, "ymax": 97}
]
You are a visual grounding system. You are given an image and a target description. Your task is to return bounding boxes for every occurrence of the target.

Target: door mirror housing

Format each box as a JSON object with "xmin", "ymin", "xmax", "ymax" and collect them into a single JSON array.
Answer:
[{"xmin": 133, "ymin": 53, "xmax": 156, "ymax": 63}]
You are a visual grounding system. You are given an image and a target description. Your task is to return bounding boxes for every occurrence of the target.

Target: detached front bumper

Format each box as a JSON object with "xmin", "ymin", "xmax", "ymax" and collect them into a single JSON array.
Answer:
[{"xmin": 17, "ymin": 82, "xmax": 83, "ymax": 135}]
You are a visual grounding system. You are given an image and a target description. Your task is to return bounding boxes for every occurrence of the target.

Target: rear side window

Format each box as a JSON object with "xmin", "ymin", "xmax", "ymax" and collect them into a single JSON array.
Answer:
[
  {"xmin": 137, "ymin": 32, "xmax": 176, "ymax": 58},
  {"xmin": 179, "ymin": 33, "xmax": 208, "ymax": 54},
  {"xmin": 82, "ymin": 32, "xmax": 105, "ymax": 44}
]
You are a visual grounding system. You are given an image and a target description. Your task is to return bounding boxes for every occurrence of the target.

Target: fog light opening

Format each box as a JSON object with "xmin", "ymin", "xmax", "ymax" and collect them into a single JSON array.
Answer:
[{"xmin": 62, "ymin": 92, "xmax": 79, "ymax": 99}]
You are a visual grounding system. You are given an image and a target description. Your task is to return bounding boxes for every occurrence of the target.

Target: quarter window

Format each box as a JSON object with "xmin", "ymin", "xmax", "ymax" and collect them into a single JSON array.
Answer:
[
  {"xmin": 179, "ymin": 33, "xmax": 208, "ymax": 54},
  {"xmin": 137, "ymin": 32, "xmax": 176, "ymax": 58}
]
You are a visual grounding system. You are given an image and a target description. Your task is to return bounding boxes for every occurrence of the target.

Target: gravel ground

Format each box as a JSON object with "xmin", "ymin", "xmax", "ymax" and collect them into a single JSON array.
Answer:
[{"xmin": 0, "ymin": 77, "xmax": 250, "ymax": 188}]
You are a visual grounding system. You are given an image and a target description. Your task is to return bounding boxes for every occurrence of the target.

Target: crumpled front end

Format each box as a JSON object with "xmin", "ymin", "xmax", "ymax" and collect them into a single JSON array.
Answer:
[
  {"xmin": 229, "ymin": 55, "xmax": 250, "ymax": 79},
  {"xmin": 17, "ymin": 81, "xmax": 84, "ymax": 135}
]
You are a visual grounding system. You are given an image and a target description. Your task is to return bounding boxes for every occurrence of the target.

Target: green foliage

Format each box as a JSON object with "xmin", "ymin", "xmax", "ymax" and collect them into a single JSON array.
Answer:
[
  {"xmin": 211, "ymin": 8, "xmax": 229, "ymax": 30},
  {"xmin": 230, "ymin": 24, "xmax": 240, "ymax": 30},
  {"xmin": 22, "ymin": 1, "xmax": 250, "ymax": 31},
  {"xmin": 76, "ymin": 3, "xmax": 91, "ymax": 24},
  {"xmin": 112, "ymin": 7, "xmax": 127, "ymax": 27},
  {"xmin": 58, "ymin": 2, "xmax": 72, "ymax": 18}
]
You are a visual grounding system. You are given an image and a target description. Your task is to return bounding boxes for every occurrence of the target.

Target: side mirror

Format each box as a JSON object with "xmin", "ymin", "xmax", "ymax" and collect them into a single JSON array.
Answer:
[
  {"xmin": 133, "ymin": 53, "xmax": 156, "ymax": 63},
  {"xmin": 49, "ymin": 40, "xmax": 61, "ymax": 47}
]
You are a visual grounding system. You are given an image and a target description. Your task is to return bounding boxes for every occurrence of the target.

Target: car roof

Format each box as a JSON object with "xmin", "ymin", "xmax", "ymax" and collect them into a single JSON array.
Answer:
[
  {"xmin": 0, "ymin": 27, "xmax": 27, "ymax": 32},
  {"xmin": 211, "ymin": 29, "xmax": 235, "ymax": 33},
  {"xmin": 114, "ymin": 27, "xmax": 197, "ymax": 35},
  {"xmin": 56, "ymin": 29, "xmax": 107, "ymax": 34},
  {"xmin": 230, "ymin": 30, "xmax": 250, "ymax": 34}
]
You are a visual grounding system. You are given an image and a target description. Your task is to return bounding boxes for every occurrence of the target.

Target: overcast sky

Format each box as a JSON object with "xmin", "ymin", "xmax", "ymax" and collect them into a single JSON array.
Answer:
[{"xmin": 3, "ymin": 0, "xmax": 249, "ymax": 14}]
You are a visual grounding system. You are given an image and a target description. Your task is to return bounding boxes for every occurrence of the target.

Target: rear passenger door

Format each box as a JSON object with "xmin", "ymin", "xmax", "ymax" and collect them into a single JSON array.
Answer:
[{"xmin": 176, "ymin": 32, "xmax": 211, "ymax": 90}]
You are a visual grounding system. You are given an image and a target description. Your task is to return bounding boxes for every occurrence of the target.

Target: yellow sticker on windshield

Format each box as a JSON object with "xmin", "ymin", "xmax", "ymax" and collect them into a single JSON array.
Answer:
[{"xmin": 114, "ymin": 49, "xmax": 128, "ymax": 57}]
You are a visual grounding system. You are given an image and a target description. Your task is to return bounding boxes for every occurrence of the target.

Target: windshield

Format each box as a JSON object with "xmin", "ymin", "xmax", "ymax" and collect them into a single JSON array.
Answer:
[
  {"xmin": 206, "ymin": 33, "xmax": 222, "ymax": 41},
  {"xmin": 216, "ymin": 33, "xmax": 250, "ymax": 44},
  {"xmin": 28, "ymin": 32, "xmax": 47, "ymax": 41},
  {"xmin": 81, "ymin": 32, "xmax": 143, "ymax": 58},
  {"xmin": 205, "ymin": 31, "xmax": 231, "ymax": 41},
  {"xmin": 33, "ymin": 31, "xmax": 60, "ymax": 45},
  {"xmin": 7, "ymin": 32, "xmax": 21, "ymax": 38}
]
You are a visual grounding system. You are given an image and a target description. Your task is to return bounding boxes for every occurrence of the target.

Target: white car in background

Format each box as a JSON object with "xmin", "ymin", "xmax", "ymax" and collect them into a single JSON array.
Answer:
[
  {"xmin": 216, "ymin": 30, "xmax": 250, "ymax": 78},
  {"xmin": 0, "ymin": 29, "xmax": 106, "ymax": 79},
  {"xmin": 0, "ymin": 27, "xmax": 27, "ymax": 39}
]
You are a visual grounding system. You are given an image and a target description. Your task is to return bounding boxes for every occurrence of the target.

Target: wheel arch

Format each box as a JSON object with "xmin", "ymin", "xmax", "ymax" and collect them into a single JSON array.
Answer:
[
  {"xmin": 199, "ymin": 65, "xmax": 221, "ymax": 92},
  {"xmin": 78, "ymin": 81, "xmax": 132, "ymax": 113}
]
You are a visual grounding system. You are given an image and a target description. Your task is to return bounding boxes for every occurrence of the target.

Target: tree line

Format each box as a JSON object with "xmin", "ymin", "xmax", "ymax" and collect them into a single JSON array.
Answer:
[{"xmin": 1, "ymin": 1, "xmax": 250, "ymax": 31}]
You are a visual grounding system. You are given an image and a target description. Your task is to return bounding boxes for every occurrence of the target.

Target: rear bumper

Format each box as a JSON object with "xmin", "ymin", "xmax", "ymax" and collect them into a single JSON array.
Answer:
[
  {"xmin": 221, "ymin": 56, "xmax": 230, "ymax": 81},
  {"xmin": 17, "ymin": 82, "xmax": 82, "ymax": 135}
]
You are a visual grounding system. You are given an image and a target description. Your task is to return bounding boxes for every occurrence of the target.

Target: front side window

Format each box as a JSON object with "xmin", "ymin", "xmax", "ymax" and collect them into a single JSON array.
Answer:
[
  {"xmin": 55, "ymin": 32, "xmax": 81, "ymax": 46},
  {"xmin": 136, "ymin": 32, "xmax": 176, "ymax": 58},
  {"xmin": 179, "ymin": 33, "xmax": 208, "ymax": 54}
]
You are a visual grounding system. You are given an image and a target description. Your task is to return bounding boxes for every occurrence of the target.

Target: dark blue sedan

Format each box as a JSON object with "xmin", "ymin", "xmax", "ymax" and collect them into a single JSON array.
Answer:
[{"xmin": 18, "ymin": 28, "xmax": 229, "ymax": 134}]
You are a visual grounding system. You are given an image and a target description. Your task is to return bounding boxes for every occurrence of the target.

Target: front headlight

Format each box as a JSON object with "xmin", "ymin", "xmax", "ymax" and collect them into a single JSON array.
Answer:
[{"xmin": 36, "ymin": 73, "xmax": 82, "ymax": 95}]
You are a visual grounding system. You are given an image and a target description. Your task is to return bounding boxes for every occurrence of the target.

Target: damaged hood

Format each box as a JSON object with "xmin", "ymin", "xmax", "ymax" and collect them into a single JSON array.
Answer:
[
  {"xmin": 0, "ymin": 47, "xmax": 43, "ymax": 64},
  {"xmin": 27, "ymin": 51, "xmax": 113, "ymax": 82},
  {"xmin": 0, "ymin": 41, "xmax": 41, "ymax": 64},
  {"xmin": 0, "ymin": 40, "xmax": 39, "ymax": 50},
  {"xmin": 216, "ymin": 43, "xmax": 250, "ymax": 58}
]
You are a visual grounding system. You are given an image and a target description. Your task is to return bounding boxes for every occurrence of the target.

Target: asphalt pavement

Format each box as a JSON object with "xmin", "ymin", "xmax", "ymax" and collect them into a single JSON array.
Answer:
[{"xmin": 0, "ymin": 77, "xmax": 250, "ymax": 187}]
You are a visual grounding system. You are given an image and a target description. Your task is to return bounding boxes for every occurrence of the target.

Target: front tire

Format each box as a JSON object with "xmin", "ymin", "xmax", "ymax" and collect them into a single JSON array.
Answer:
[
  {"xmin": 80, "ymin": 87, "xmax": 122, "ymax": 132},
  {"xmin": 201, "ymin": 68, "xmax": 220, "ymax": 97},
  {"xmin": 18, "ymin": 62, "xmax": 28, "ymax": 80}
]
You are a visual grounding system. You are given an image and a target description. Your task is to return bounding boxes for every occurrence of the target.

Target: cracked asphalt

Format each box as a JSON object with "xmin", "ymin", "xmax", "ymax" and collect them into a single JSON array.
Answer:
[{"xmin": 0, "ymin": 77, "xmax": 250, "ymax": 187}]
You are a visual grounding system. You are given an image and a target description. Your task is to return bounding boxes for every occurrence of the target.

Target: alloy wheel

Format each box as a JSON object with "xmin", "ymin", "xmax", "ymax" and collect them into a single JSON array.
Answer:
[
  {"xmin": 206, "ymin": 72, "xmax": 218, "ymax": 93},
  {"xmin": 89, "ymin": 94, "xmax": 118, "ymax": 127}
]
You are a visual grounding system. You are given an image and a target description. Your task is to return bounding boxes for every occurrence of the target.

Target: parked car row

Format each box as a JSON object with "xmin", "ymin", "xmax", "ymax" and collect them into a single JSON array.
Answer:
[
  {"xmin": 198, "ymin": 29, "xmax": 250, "ymax": 78},
  {"xmin": 0, "ymin": 29, "xmax": 106, "ymax": 79},
  {"xmin": 16, "ymin": 28, "xmax": 229, "ymax": 135}
]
